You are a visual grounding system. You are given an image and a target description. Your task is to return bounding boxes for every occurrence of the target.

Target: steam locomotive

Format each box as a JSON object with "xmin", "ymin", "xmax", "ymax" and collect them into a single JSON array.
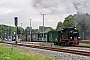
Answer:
[
  {"xmin": 53, "ymin": 27, "xmax": 81, "ymax": 46},
  {"xmin": 24, "ymin": 27, "xmax": 81, "ymax": 46}
]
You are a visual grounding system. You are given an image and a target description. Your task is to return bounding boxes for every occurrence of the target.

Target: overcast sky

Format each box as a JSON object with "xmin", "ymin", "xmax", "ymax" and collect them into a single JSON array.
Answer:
[{"xmin": 0, "ymin": 0, "xmax": 90, "ymax": 29}]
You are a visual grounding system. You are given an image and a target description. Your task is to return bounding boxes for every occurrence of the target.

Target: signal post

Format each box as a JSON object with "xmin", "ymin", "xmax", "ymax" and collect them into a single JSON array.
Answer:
[{"xmin": 14, "ymin": 17, "xmax": 18, "ymax": 44}]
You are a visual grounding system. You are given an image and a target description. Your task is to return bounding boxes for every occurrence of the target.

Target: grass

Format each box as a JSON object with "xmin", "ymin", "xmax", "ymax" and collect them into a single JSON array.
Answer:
[
  {"xmin": 79, "ymin": 43, "xmax": 90, "ymax": 46},
  {"xmin": 39, "ymin": 43, "xmax": 46, "ymax": 46},
  {"xmin": 0, "ymin": 44, "xmax": 57, "ymax": 60}
]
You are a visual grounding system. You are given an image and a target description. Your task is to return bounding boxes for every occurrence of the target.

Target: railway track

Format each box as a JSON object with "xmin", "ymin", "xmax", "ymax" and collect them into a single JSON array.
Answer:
[
  {"xmin": 58, "ymin": 45, "xmax": 90, "ymax": 48},
  {"xmin": 1, "ymin": 41, "xmax": 90, "ymax": 57}
]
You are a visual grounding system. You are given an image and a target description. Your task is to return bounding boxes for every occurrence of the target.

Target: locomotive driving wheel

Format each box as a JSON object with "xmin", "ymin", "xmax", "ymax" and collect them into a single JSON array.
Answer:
[{"xmin": 69, "ymin": 42, "xmax": 73, "ymax": 46}]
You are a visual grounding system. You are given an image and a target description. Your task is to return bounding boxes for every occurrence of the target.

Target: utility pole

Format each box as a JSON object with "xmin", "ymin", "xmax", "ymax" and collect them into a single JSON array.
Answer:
[
  {"xmin": 8, "ymin": 27, "xmax": 10, "ymax": 41},
  {"xmin": 41, "ymin": 14, "xmax": 46, "ymax": 43},
  {"xmin": 82, "ymin": 32, "xmax": 84, "ymax": 40},
  {"xmin": 29, "ymin": 19, "xmax": 32, "ymax": 42},
  {"xmin": 20, "ymin": 23, "xmax": 22, "ymax": 41},
  {"xmin": 1, "ymin": 25, "xmax": 2, "ymax": 39}
]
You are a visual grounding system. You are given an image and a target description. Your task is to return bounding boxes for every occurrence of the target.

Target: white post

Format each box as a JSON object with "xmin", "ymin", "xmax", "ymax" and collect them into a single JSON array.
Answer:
[
  {"xmin": 5, "ymin": 33, "xmax": 6, "ymax": 40},
  {"xmin": 41, "ymin": 14, "xmax": 46, "ymax": 43},
  {"xmin": 46, "ymin": 34, "xmax": 47, "ymax": 43},
  {"xmin": 29, "ymin": 19, "xmax": 32, "ymax": 42}
]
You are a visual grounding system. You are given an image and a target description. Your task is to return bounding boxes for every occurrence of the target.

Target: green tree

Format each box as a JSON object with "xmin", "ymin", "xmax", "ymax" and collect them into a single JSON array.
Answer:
[
  {"xmin": 63, "ymin": 15, "xmax": 74, "ymax": 28},
  {"xmin": 77, "ymin": 21, "xmax": 87, "ymax": 39},
  {"xmin": 56, "ymin": 15, "xmax": 74, "ymax": 31},
  {"xmin": 39, "ymin": 26, "xmax": 54, "ymax": 32},
  {"xmin": 45, "ymin": 27, "xmax": 54, "ymax": 32},
  {"xmin": 39, "ymin": 26, "xmax": 43, "ymax": 32},
  {"xmin": 24, "ymin": 26, "xmax": 31, "ymax": 34},
  {"xmin": 56, "ymin": 22, "xmax": 63, "ymax": 31}
]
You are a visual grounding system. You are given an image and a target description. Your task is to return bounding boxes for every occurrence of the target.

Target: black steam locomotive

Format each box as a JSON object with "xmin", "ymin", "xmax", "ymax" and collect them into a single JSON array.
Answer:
[{"xmin": 53, "ymin": 27, "xmax": 81, "ymax": 46}]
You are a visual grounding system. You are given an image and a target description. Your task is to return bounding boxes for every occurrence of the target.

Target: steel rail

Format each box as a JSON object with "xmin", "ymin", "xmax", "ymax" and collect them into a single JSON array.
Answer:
[{"xmin": 1, "ymin": 41, "xmax": 90, "ymax": 56}]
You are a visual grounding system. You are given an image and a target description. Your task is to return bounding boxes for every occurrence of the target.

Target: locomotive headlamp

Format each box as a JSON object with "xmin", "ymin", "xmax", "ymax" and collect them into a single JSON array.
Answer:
[
  {"xmin": 70, "ymin": 37, "xmax": 72, "ymax": 39},
  {"xmin": 78, "ymin": 37, "xmax": 80, "ymax": 38},
  {"xmin": 74, "ymin": 27, "xmax": 76, "ymax": 30}
]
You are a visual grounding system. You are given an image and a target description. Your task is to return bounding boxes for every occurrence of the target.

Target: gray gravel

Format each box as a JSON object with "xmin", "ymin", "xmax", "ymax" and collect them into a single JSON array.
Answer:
[
  {"xmin": 1, "ymin": 43, "xmax": 90, "ymax": 60},
  {"xmin": 62, "ymin": 47, "xmax": 90, "ymax": 52},
  {"xmin": 19, "ymin": 46, "xmax": 90, "ymax": 60}
]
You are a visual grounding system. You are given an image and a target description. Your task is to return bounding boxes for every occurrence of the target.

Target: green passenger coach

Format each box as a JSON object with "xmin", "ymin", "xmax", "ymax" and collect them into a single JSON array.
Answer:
[{"xmin": 47, "ymin": 31, "xmax": 60, "ymax": 44}]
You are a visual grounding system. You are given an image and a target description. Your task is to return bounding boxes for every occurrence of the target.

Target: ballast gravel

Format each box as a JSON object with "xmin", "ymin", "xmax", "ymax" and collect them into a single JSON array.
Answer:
[{"xmin": 1, "ymin": 43, "xmax": 90, "ymax": 60}]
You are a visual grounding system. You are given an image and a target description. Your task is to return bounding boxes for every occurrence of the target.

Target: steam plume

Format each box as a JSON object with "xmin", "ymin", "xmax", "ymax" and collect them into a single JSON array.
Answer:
[
  {"xmin": 31, "ymin": 0, "xmax": 72, "ymax": 14},
  {"xmin": 73, "ymin": 0, "xmax": 90, "ymax": 26},
  {"xmin": 31, "ymin": 0, "xmax": 90, "ymax": 25}
]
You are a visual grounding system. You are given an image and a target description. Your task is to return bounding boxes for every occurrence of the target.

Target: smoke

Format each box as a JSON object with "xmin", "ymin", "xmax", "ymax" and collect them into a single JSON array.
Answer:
[
  {"xmin": 31, "ymin": 0, "xmax": 73, "ymax": 14},
  {"xmin": 73, "ymin": 0, "xmax": 90, "ymax": 26},
  {"xmin": 31, "ymin": 0, "xmax": 90, "ymax": 25},
  {"xmin": 73, "ymin": 0, "xmax": 87, "ymax": 14}
]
